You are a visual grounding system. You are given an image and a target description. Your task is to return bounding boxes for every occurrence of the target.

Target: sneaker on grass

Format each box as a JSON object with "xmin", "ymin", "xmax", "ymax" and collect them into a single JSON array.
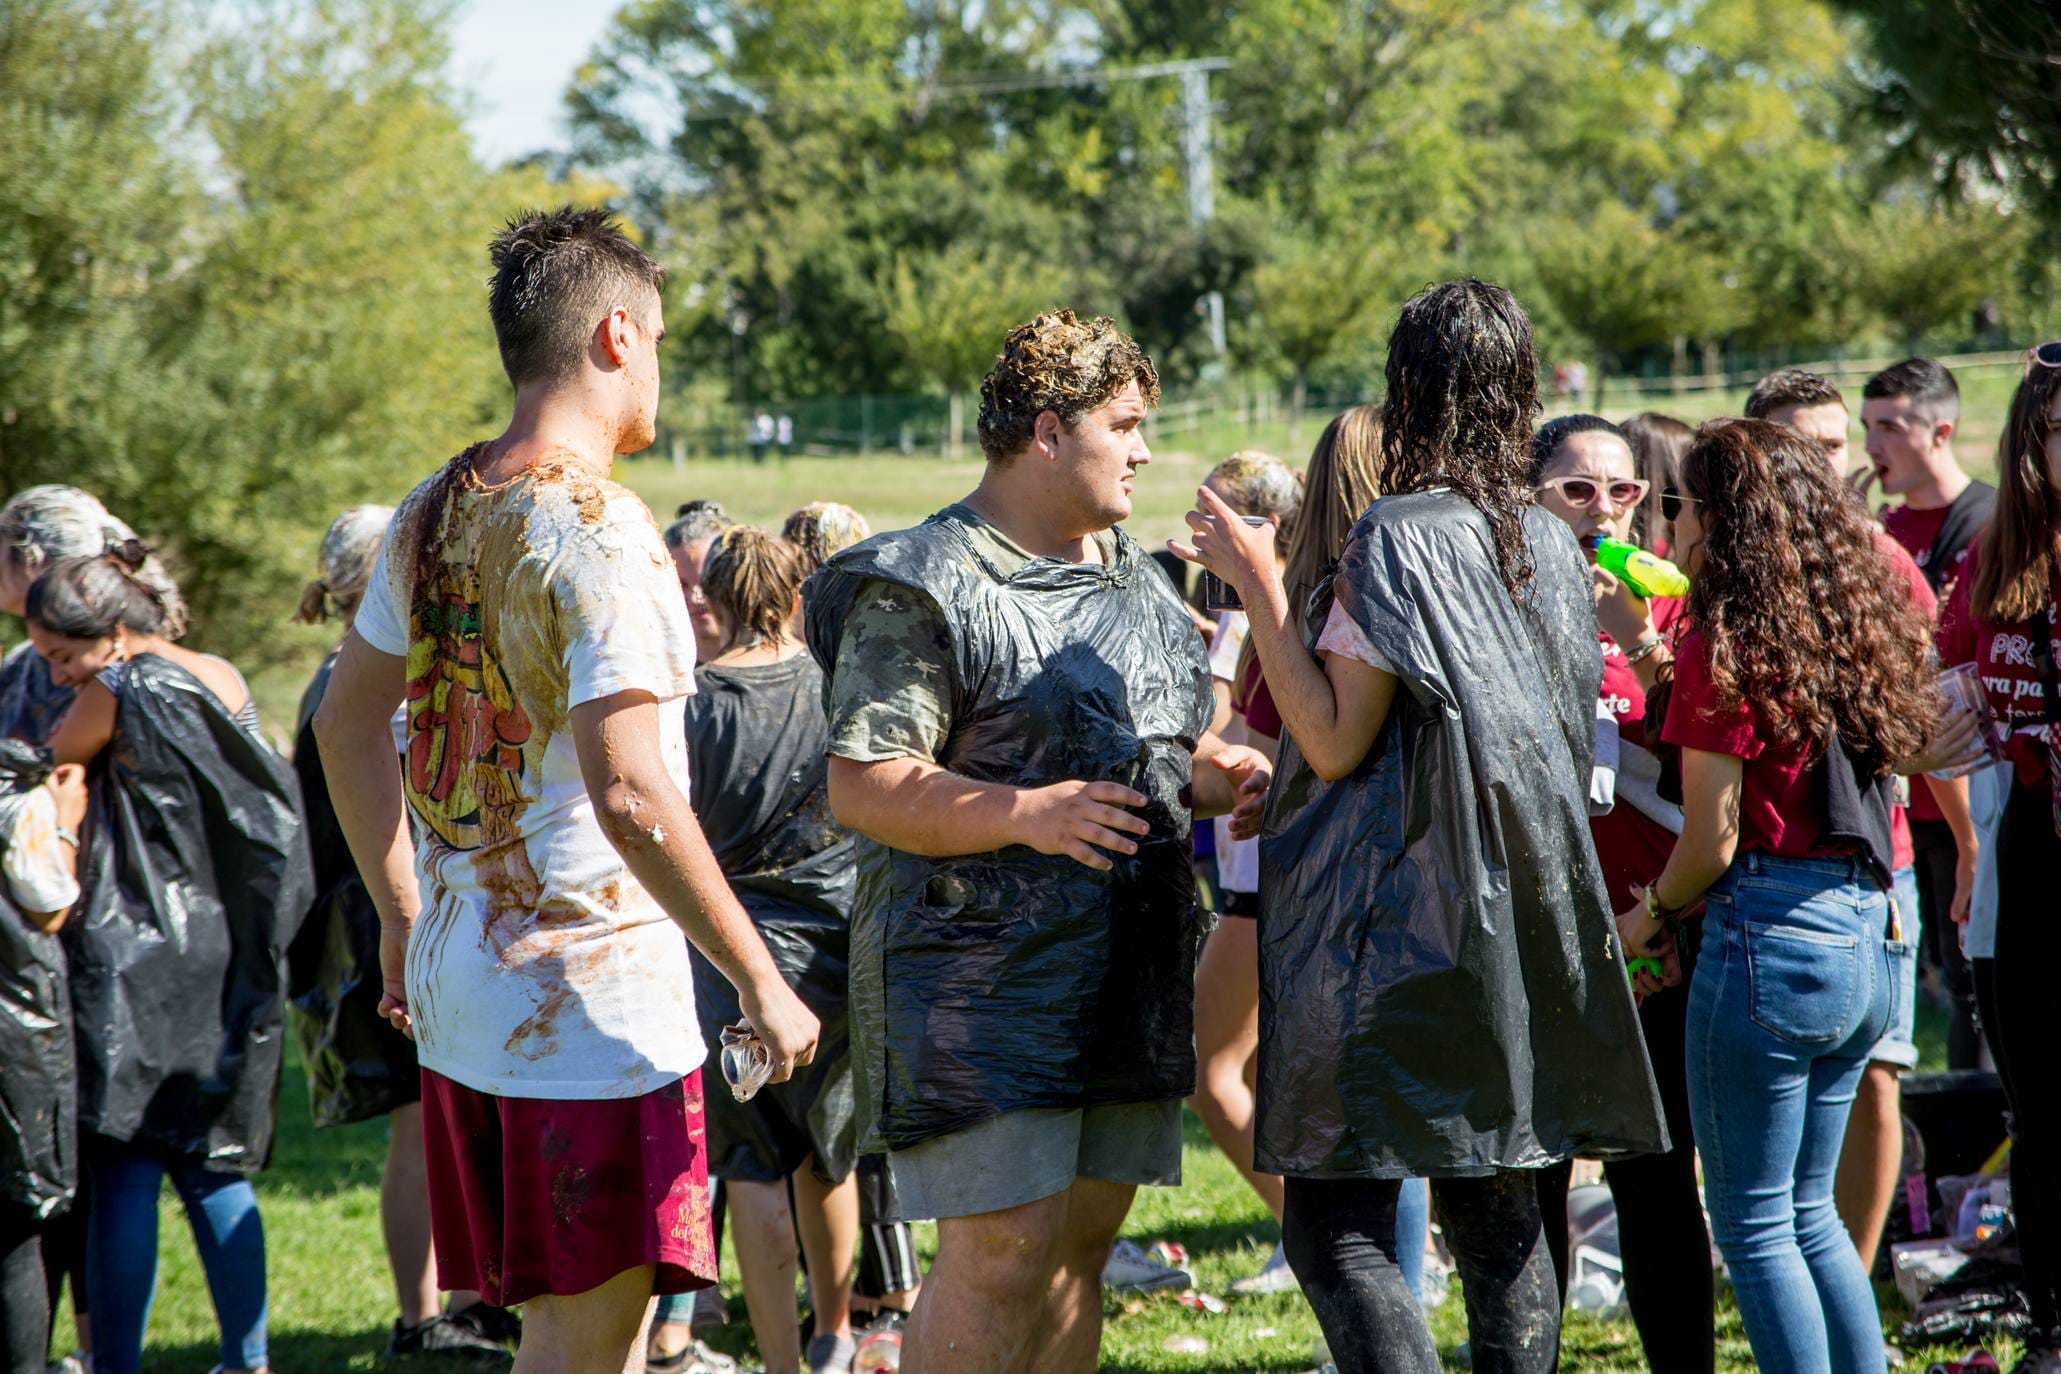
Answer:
[
  {"xmin": 1101, "ymin": 1238, "xmax": 1193, "ymax": 1293},
  {"xmin": 382, "ymin": 1313, "xmax": 512, "ymax": 1364},
  {"xmin": 1227, "ymin": 1240, "xmax": 1300, "ymax": 1296}
]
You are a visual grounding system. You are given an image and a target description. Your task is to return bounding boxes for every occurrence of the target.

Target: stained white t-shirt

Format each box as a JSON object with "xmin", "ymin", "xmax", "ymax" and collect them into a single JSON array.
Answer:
[
  {"xmin": 354, "ymin": 453, "xmax": 704, "ymax": 1099},
  {"xmin": 3, "ymin": 788, "xmax": 79, "ymax": 915}
]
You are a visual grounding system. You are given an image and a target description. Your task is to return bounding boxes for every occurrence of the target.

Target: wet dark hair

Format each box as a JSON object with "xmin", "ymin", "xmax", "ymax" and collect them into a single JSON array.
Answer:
[
  {"xmin": 1863, "ymin": 357, "xmax": 1960, "ymax": 426},
  {"xmin": 1679, "ymin": 419, "xmax": 1934, "ymax": 769},
  {"xmin": 1526, "ymin": 413, "xmax": 1628, "ymax": 485},
  {"xmin": 1745, "ymin": 368, "xmax": 1845, "ymax": 421},
  {"xmin": 1381, "ymin": 279, "xmax": 1541, "ymax": 595},
  {"xmin": 702, "ymin": 528, "xmax": 806, "ymax": 650},
  {"xmin": 1622, "ymin": 412, "xmax": 1692, "ymax": 549},
  {"xmin": 977, "ymin": 310, "xmax": 1160, "ymax": 463},
  {"xmin": 25, "ymin": 550, "xmax": 174, "ymax": 639},
  {"xmin": 487, "ymin": 206, "xmax": 664, "ymax": 388}
]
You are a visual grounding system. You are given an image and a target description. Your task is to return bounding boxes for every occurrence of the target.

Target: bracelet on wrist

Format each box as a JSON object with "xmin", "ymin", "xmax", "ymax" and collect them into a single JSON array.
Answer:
[
  {"xmin": 1624, "ymin": 637, "xmax": 1667, "ymax": 666},
  {"xmin": 1643, "ymin": 886, "xmax": 1683, "ymax": 924},
  {"xmin": 53, "ymin": 825, "xmax": 79, "ymax": 849}
]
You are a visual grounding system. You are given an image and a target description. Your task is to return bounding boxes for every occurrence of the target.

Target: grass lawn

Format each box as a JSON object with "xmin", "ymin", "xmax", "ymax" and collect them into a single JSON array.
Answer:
[{"xmin": 67, "ymin": 997, "xmax": 2024, "ymax": 1372}]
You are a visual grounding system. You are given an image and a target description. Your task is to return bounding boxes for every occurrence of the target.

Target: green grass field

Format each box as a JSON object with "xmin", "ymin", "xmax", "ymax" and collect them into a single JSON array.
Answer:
[
  {"xmin": 165, "ymin": 364, "xmax": 2031, "ymax": 1371},
  {"xmin": 77, "ymin": 1008, "xmax": 2018, "ymax": 1373}
]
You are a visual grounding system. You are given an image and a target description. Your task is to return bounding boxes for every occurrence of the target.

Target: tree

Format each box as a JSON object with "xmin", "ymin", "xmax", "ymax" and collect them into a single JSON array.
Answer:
[
  {"xmin": 877, "ymin": 241, "xmax": 1089, "ymax": 453},
  {"xmin": 1839, "ymin": 196, "xmax": 2031, "ymax": 350},
  {"xmin": 1, "ymin": 0, "xmax": 570, "ymax": 664},
  {"xmin": 1834, "ymin": 0, "xmax": 2061, "ymax": 227}
]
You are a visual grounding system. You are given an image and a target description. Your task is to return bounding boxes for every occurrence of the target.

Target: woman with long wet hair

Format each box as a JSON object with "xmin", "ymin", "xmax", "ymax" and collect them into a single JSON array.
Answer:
[
  {"xmin": 1937, "ymin": 346, "xmax": 2061, "ymax": 1373},
  {"xmin": 1618, "ymin": 418, "xmax": 1937, "ymax": 1374},
  {"xmin": 1178, "ymin": 279, "xmax": 1663, "ymax": 1372}
]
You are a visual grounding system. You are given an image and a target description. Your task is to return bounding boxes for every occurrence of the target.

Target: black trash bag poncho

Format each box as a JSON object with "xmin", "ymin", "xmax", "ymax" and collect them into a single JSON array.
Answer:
[
  {"xmin": 806, "ymin": 513, "xmax": 1215, "ymax": 1152},
  {"xmin": 0, "ymin": 740, "xmax": 76, "ymax": 1219},
  {"xmin": 684, "ymin": 654, "xmax": 858, "ymax": 1183},
  {"xmin": 69, "ymin": 654, "xmax": 312, "ymax": 1170},
  {"xmin": 1256, "ymin": 494, "xmax": 1665, "ymax": 1178},
  {"xmin": 285, "ymin": 653, "xmax": 418, "ymax": 1129}
]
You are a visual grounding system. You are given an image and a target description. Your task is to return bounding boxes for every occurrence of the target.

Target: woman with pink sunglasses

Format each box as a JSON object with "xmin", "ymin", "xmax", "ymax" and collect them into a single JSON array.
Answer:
[
  {"xmin": 1935, "ymin": 341, "xmax": 2061, "ymax": 1372},
  {"xmin": 1528, "ymin": 414, "xmax": 1713, "ymax": 1374}
]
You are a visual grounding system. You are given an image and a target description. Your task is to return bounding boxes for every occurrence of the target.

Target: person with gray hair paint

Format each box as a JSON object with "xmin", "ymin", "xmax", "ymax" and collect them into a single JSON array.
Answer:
[{"xmin": 0, "ymin": 486, "xmax": 185, "ymax": 745}]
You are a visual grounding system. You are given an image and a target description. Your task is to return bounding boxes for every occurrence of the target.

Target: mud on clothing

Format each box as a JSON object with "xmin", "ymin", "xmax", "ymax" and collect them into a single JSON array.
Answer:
[
  {"xmin": 684, "ymin": 654, "xmax": 858, "ymax": 1184},
  {"xmin": 807, "ymin": 503, "xmax": 1214, "ymax": 1154},
  {"xmin": 355, "ymin": 451, "xmax": 703, "ymax": 1100}
]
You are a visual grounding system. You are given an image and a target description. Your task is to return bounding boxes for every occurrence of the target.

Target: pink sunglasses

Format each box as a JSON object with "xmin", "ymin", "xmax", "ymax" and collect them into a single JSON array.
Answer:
[{"xmin": 1535, "ymin": 475, "xmax": 1650, "ymax": 510}]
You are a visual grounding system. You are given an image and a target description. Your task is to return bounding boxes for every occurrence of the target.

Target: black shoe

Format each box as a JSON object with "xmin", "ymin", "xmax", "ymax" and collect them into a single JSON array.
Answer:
[
  {"xmin": 445, "ymin": 1302, "xmax": 523, "ymax": 1346},
  {"xmin": 384, "ymin": 1314, "xmax": 513, "ymax": 1364}
]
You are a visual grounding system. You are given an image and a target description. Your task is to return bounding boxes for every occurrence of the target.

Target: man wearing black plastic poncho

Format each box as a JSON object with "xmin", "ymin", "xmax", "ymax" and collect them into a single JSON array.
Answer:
[
  {"xmin": 805, "ymin": 310, "xmax": 1271, "ymax": 1373},
  {"xmin": 1178, "ymin": 280, "xmax": 1667, "ymax": 1374}
]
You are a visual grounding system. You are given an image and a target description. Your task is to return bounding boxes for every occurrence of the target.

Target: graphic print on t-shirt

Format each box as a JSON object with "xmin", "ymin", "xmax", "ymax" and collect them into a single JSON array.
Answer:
[{"xmin": 404, "ymin": 569, "xmax": 536, "ymax": 852}]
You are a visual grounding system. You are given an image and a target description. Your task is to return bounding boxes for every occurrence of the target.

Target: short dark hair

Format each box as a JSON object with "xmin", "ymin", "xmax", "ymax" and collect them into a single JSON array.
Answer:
[
  {"xmin": 1527, "ymin": 413, "xmax": 1627, "ymax": 484},
  {"xmin": 1863, "ymin": 357, "xmax": 1960, "ymax": 425},
  {"xmin": 976, "ymin": 310, "xmax": 1159, "ymax": 462},
  {"xmin": 487, "ymin": 206, "xmax": 664, "ymax": 387},
  {"xmin": 1745, "ymin": 368, "xmax": 1845, "ymax": 420}
]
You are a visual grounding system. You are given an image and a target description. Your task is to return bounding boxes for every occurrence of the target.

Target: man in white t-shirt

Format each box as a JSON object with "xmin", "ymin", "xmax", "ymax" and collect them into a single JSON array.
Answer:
[{"xmin": 315, "ymin": 207, "xmax": 818, "ymax": 1374}]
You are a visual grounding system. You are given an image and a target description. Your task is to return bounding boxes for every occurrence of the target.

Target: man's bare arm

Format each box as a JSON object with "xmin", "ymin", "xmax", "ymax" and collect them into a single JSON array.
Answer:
[
  {"xmin": 570, "ymin": 691, "xmax": 818, "ymax": 1076},
  {"xmin": 827, "ymin": 755, "xmax": 1151, "ymax": 873},
  {"xmin": 311, "ymin": 632, "xmax": 420, "ymax": 1030}
]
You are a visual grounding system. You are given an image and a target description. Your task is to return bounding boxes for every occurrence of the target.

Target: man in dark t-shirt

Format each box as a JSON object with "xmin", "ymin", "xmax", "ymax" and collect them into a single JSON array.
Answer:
[{"xmin": 1865, "ymin": 358, "xmax": 1995, "ymax": 1076}]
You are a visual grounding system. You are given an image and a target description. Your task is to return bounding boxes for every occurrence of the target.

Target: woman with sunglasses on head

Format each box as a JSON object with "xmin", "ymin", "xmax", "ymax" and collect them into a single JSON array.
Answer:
[
  {"xmin": 1529, "ymin": 415, "xmax": 1712, "ymax": 1374},
  {"xmin": 1935, "ymin": 343, "xmax": 2061, "ymax": 1373},
  {"xmin": 1617, "ymin": 418, "xmax": 1941, "ymax": 1374}
]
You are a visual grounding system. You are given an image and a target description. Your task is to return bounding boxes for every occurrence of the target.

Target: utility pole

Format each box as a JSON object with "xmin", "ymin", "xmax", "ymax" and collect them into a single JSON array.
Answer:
[{"xmin": 1176, "ymin": 58, "xmax": 1231, "ymax": 372}]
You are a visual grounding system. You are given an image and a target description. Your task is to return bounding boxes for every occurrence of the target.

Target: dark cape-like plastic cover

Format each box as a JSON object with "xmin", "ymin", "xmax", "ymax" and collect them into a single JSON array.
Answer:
[
  {"xmin": 806, "ymin": 510, "xmax": 1215, "ymax": 1153},
  {"xmin": 685, "ymin": 654, "xmax": 858, "ymax": 1183},
  {"xmin": 69, "ymin": 654, "xmax": 312, "ymax": 1170},
  {"xmin": 0, "ymin": 739, "xmax": 76, "ymax": 1218},
  {"xmin": 1256, "ymin": 494, "xmax": 1666, "ymax": 1178},
  {"xmin": 0, "ymin": 644, "xmax": 74, "ymax": 746},
  {"xmin": 286, "ymin": 654, "xmax": 419, "ymax": 1129}
]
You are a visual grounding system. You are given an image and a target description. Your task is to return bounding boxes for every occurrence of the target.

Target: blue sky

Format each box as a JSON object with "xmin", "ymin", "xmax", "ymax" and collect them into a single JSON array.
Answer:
[{"xmin": 448, "ymin": 0, "xmax": 620, "ymax": 164}]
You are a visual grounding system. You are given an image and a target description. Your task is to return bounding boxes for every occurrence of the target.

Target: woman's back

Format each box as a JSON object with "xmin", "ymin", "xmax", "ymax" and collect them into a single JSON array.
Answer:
[{"xmin": 685, "ymin": 653, "xmax": 853, "ymax": 921}]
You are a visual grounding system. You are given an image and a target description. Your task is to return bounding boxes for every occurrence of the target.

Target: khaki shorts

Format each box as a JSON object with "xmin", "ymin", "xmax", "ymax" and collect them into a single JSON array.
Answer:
[{"xmin": 886, "ymin": 1098, "xmax": 1184, "ymax": 1221}]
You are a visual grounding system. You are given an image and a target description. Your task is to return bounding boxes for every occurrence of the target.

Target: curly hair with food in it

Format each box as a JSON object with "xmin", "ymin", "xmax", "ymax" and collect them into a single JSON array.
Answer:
[
  {"xmin": 1380, "ymin": 279, "xmax": 1541, "ymax": 596},
  {"xmin": 1680, "ymin": 418, "xmax": 1936, "ymax": 771},
  {"xmin": 976, "ymin": 310, "xmax": 1160, "ymax": 462}
]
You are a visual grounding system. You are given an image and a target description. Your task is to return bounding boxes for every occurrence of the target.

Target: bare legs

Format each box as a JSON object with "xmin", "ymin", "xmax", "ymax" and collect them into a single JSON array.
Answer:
[
  {"xmin": 1187, "ymin": 917, "xmax": 1283, "ymax": 1220},
  {"xmin": 904, "ymin": 1177, "xmax": 1134, "ymax": 1374},
  {"xmin": 728, "ymin": 1163, "xmax": 860, "ymax": 1374}
]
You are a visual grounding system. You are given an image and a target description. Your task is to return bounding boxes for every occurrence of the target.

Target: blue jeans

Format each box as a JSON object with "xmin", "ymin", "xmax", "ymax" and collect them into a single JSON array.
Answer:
[
  {"xmin": 86, "ymin": 1138, "xmax": 267, "ymax": 1374},
  {"xmin": 1686, "ymin": 853, "xmax": 1893, "ymax": 1374},
  {"xmin": 1395, "ymin": 1175, "xmax": 1430, "ymax": 1304}
]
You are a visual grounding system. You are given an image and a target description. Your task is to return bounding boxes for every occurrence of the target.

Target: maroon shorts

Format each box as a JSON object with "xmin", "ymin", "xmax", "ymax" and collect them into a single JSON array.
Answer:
[{"xmin": 420, "ymin": 1069, "xmax": 718, "ymax": 1306}]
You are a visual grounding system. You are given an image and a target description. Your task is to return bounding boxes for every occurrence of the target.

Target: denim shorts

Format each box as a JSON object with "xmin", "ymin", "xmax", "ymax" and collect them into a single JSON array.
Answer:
[
  {"xmin": 1867, "ymin": 864, "xmax": 1921, "ymax": 1070},
  {"xmin": 886, "ymin": 1098, "xmax": 1184, "ymax": 1221}
]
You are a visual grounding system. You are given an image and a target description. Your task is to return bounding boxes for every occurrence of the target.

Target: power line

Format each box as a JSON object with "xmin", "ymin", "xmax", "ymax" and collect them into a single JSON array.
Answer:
[{"xmin": 672, "ymin": 56, "xmax": 1231, "ymax": 123}]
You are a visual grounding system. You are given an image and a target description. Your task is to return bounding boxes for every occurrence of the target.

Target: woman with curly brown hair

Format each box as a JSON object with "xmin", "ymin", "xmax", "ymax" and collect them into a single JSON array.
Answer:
[
  {"xmin": 1180, "ymin": 279, "xmax": 1663, "ymax": 1372},
  {"xmin": 1936, "ymin": 346, "xmax": 2061, "ymax": 1373},
  {"xmin": 1617, "ymin": 418, "xmax": 1937, "ymax": 1374}
]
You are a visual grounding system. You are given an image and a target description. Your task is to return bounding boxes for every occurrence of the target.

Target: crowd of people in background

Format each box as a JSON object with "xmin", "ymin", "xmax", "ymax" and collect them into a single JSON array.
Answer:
[{"xmin": 0, "ymin": 203, "xmax": 2058, "ymax": 1374}]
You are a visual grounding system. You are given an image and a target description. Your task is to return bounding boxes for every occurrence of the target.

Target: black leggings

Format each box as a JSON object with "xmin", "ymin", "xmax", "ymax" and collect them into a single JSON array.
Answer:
[
  {"xmin": 1284, "ymin": 1171, "xmax": 1558, "ymax": 1374},
  {"xmin": 1913, "ymin": 818, "xmax": 1984, "ymax": 1070},
  {"xmin": 1978, "ymin": 783, "xmax": 2061, "ymax": 1332},
  {"xmin": 0, "ymin": 1208, "xmax": 48, "ymax": 1374},
  {"xmin": 1537, "ymin": 980, "xmax": 1715, "ymax": 1374}
]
